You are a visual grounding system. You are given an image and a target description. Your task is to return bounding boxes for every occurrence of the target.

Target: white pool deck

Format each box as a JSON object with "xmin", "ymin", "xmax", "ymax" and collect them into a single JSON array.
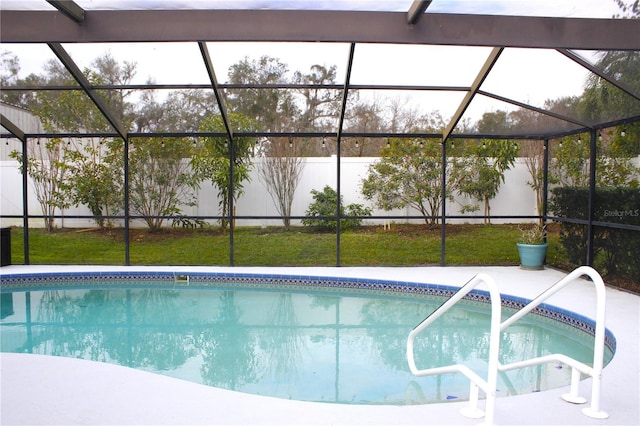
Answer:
[{"xmin": 1, "ymin": 265, "xmax": 638, "ymax": 426}]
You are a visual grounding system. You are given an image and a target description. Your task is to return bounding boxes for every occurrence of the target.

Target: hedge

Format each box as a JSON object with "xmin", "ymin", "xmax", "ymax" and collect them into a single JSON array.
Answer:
[{"xmin": 550, "ymin": 187, "xmax": 640, "ymax": 288}]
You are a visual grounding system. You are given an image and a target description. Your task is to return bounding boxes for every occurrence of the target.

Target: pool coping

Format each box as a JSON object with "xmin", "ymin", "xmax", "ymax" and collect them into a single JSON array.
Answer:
[{"xmin": 1, "ymin": 265, "xmax": 639, "ymax": 425}]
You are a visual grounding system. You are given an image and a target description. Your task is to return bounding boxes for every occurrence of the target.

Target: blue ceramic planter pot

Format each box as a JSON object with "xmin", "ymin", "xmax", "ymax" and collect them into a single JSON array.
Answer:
[{"xmin": 517, "ymin": 243, "xmax": 548, "ymax": 270}]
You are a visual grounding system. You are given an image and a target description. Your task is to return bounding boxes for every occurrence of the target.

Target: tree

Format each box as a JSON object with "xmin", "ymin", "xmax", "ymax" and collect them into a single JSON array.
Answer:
[
  {"xmin": 38, "ymin": 70, "xmax": 131, "ymax": 228},
  {"xmin": 1, "ymin": 50, "xmax": 48, "ymax": 107},
  {"xmin": 293, "ymin": 64, "xmax": 342, "ymax": 156},
  {"xmin": 476, "ymin": 108, "xmax": 558, "ymax": 223},
  {"xmin": 344, "ymin": 95, "xmax": 386, "ymax": 157},
  {"xmin": 554, "ymin": 34, "xmax": 640, "ymax": 189},
  {"xmin": 476, "ymin": 110, "xmax": 512, "ymax": 134},
  {"xmin": 0, "ymin": 50, "xmax": 19, "ymax": 87},
  {"xmin": 90, "ymin": 53, "xmax": 136, "ymax": 125},
  {"xmin": 579, "ymin": 50, "xmax": 640, "ymax": 123},
  {"xmin": 21, "ymin": 53, "xmax": 135, "ymax": 130},
  {"xmin": 134, "ymin": 87, "xmax": 217, "ymax": 133},
  {"xmin": 361, "ymin": 138, "xmax": 448, "ymax": 226},
  {"xmin": 9, "ymin": 138, "xmax": 72, "ymax": 232},
  {"xmin": 451, "ymin": 140, "xmax": 519, "ymax": 224},
  {"xmin": 302, "ymin": 185, "xmax": 371, "ymax": 231},
  {"xmin": 614, "ymin": 0, "xmax": 640, "ymax": 19},
  {"xmin": 551, "ymin": 134, "xmax": 639, "ymax": 188},
  {"xmin": 122, "ymin": 137, "xmax": 199, "ymax": 231},
  {"xmin": 226, "ymin": 55, "xmax": 296, "ymax": 132},
  {"xmin": 519, "ymin": 140, "xmax": 547, "ymax": 223},
  {"xmin": 38, "ymin": 55, "xmax": 134, "ymax": 228},
  {"xmin": 387, "ymin": 96, "xmax": 423, "ymax": 133},
  {"xmin": 258, "ymin": 138, "xmax": 304, "ymax": 229},
  {"xmin": 64, "ymin": 139, "xmax": 123, "ymax": 228},
  {"xmin": 192, "ymin": 114, "xmax": 258, "ymax": 230},
  {"xmin": 227, "ymin": 57, "xmax": 312, "ymax": 228},
  {"xmin": 293, "ymin": 64, "xmax": 341, "ymax": 131},
  {"xmin": 4, "ymin": 57, "xmax": 73, "ymax": 232},
  {"xmin": 5, "ymin": 53, "xmax": 136, "ymax": 229},
  {"xmin": 113, "ymin": 80, "xmax": 227, "ymax": 231}
]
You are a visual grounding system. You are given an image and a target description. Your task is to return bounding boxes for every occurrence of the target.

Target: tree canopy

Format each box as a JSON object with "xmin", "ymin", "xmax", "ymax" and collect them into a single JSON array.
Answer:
[{"xmin": 362, "ymin": 138, "xmax": 449, "ymax": 225}]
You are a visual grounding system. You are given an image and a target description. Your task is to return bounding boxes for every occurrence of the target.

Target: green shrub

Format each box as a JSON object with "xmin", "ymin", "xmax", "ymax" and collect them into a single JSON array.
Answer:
[
  {"xmin": 549, "ymin": 187, "xmax": 591, "ymax": 265},
  {"xmin": 550, "ymin": 186, "xmax": 640, "ymax": 283},
  {"xmin": 302, "ymin": 186, "xmax": 372, "ymax": 231}
]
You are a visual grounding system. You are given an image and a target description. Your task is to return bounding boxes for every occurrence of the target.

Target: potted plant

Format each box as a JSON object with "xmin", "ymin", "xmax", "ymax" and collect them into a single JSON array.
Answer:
[{"xmin": 517, "ymin": 223, "xmax": 548, "ymax": 270}]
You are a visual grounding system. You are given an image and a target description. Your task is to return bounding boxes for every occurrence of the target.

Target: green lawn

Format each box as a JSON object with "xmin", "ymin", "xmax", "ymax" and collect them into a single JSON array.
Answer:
[{"xmin": 7, "ymin": 224, "xmax": 568, "ymax": 268}]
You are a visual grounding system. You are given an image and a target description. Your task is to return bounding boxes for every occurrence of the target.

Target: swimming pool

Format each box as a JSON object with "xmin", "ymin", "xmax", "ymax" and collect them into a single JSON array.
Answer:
[{"xmin": 0, "ymin": 271, "xmax": 615, "ymax": 406}]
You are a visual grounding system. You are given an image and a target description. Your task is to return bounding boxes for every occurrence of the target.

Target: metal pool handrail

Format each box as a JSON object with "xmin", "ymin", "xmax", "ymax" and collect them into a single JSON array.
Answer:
[
  {"xmin": 407, "ymin": 273, "xmax": 503, "ymax": 425},
  {"xmin": 498, "ymin": 265, "xmax": 609, "ymax": 420},
  {"xmin": 406, "ymin": 266, "xmax": 609, "ymax": 425}
]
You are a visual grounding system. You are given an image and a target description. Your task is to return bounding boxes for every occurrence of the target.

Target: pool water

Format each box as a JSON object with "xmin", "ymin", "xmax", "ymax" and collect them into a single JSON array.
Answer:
[{"xmin": 0, "ymin": 284, "xmax": 613, "ymax": 405}]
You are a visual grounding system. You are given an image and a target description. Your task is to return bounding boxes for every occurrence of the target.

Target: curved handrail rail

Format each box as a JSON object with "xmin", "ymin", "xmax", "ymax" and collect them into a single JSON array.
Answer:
[
  {"xmin": 406, "ymin": 266, "xmax": 609, "ymax": 425},
  {"xmin": 499, "ymin": 265, "xmax": 609, "ymax": 419},
  {"xmin": 407, "ymin": 273, "xmax": 502, "ymax": 424}
]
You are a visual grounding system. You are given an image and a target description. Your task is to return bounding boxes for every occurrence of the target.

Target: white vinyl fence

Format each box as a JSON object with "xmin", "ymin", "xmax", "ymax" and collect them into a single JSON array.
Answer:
[{"xmin": 1, "ymin": 155, "xmax": 539, "ymax": 229}]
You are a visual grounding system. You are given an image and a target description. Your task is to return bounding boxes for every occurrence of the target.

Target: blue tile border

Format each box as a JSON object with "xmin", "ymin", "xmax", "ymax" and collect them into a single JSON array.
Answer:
[{"xmin": 0, "ymin": 270, "xmax": 616, "ymax": 355}]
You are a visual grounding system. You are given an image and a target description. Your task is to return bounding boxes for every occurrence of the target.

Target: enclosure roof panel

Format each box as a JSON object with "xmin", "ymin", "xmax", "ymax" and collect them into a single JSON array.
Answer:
[{"xmin": 1, "ymin": 1, "xmax": 639, "ymax": 140}]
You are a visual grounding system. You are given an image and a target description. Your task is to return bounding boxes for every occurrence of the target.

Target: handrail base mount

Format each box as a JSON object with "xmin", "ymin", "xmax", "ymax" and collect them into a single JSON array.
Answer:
[
  {"xmin": 582, "ymin": 407, "xmax": 609, "ymax": 419},
  {"xmin": 460, "ymin": 407, "xmax": 484, "ymax": 419},
  {"xmin": 562, "ymin": 393, "xmax": 587, "ymax": 404}
]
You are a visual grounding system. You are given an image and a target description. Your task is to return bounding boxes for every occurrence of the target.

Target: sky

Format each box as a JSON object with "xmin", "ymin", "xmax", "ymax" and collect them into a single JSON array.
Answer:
[{"xmin": 0, "ymin": 0, "xmax": 627, "ymax": 124}]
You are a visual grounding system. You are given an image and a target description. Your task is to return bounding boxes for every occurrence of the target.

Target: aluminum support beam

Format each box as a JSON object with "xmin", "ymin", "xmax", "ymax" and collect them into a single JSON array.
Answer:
[
  {"xmin": 587, "ymin": 129, "xmax": 598, "ymax": 266},
  {"xmin": 3, "ymin": 11, "xmax": 639, "ymax": 50},
  {"xmin": 197, "ymin": 41, "xmax": 235, "ymax": 266},
  {"xmin": 407, "ymin": 1, "xmax": 432, "ymax": 25},
  {"xmin": 558, "ymin": 49, "xmax": 640, "ymax": 103},
  {"xmin": 21, "ymin": 137, "xmax": 30, "ymax": 264},
  {"xmin": 46, "ymin": 0, "xmax": 85, "ymax": 23},
  {"xmin": 48, "ymin": 43, "xmax": 128, "ymax": 140},
  {"xmin": 0, "ymin": 114, "xmax": 26, "ymax": 142},
  {"xmin": 542, "ymin": 138, "xmax": 550, "ymax": 222},
  {"xmin": 123, "ymin": 136, "xmax": 130, "ymax": 265},
  {"xmin": 336, "ymin": 43, "xmax": 356, "ymax": 145},
  {"xmin": 198, "ymin": 42, "xmax": 233, "ymax": 140},
  {"xmin": 477, "ymin": 90, "xmax": 592, "ymax": 128},
  {"xmin": 443, "ymin": 47, "xmax": 503, "ymax": 142},
  {"xmin": 335, "ymin": 43, "xmax": 356, "ymax": 267},
  {"xmin": 2, "ymin": 83, "xmax": 470, "ymax": 92}
]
